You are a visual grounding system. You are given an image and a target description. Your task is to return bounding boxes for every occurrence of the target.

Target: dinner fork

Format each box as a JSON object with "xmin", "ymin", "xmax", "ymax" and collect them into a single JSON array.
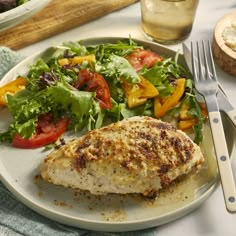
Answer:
[{"xmin": 191, "ymin": 40, "xmax": 236, "ymax": 213}]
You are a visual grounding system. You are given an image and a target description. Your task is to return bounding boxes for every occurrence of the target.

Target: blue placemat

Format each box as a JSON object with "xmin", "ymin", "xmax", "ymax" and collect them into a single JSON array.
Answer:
[{"xmin": 0, "ymin": 47, "xmax": 158, "ymax": 236}]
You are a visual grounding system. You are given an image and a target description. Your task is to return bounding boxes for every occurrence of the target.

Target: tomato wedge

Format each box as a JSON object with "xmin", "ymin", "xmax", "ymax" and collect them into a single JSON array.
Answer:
[
  {"xmin": 75, "ymin": 69, "xmax": 112, "ymax": 110},
  {"xmin": 126, "ymin": 49, "xmax": 163, "ymax": 71},
  {"xmin": 12, "ymin": 114, "xmax": 70, "ymax": 149}
]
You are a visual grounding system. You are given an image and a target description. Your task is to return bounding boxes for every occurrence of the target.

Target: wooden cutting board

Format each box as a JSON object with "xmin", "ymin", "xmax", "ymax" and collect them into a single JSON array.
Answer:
[{"xmin": 0, "ymin": 0, "xmax": 138, "ymax": 50}]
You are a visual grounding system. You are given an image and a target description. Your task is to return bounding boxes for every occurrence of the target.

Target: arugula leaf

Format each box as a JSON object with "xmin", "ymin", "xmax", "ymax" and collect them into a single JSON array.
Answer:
[
  {"xmin": 188, "ymin": 96, "xmax": 204, "ymax": 144},
  {"xmin": 86, "ymin": 39, "xmax": 142, "ymax": 61},
  {"xmin": 62, "ymin": 41, "xmax": 88, "ymax": 56},
  {"xmin": 87, "ymin": 102, "xmax": 105, "ymax": 130},
  {"xmin": 106, "ymin": 79, "xmax": 124, "ymax": 103},
  {"xmin": 97, "ymin": 54, "xmax": 140, "ymax": 84},
  {"xmin": 121, "ymin": 100, "xmax": 154, "ymax": 119},
  {"xmin": 106, "ymin": 98, "xmax": 123, "ymax": 122}
]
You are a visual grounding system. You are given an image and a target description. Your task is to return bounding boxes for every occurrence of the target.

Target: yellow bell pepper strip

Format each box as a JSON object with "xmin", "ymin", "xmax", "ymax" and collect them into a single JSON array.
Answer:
[
  {"xmin": 179, "ymin": 102, "xmax": 192, "ymax": 120},
  {"xmin": 138, "ymin": 75, "xmax": 159, "ymax": 98},
  {"xmin": 58, "ymin": 54, "xmax": 96, "ymax": 67},
  {"xmin": 0, "ymin": 77, "xmax": 26, "ymax": 106},
  {"xmin": 58, "ymin": 58, "xmax": 70, "ymax": 66},
  {"xmin": 154, "ymin": 78, "xmax": 186, "ymax": 118},
  {"xmin": 127, "ymin": 95, "xmax": 147, "ymax": 108},
  {"xmin": 122, "ymin": 75, "xmax": 159, "ymax": 108}
]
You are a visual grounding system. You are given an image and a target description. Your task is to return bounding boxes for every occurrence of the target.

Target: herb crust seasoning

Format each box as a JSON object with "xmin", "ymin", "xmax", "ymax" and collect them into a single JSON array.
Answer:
[{"xmin": 41, "ymin": 116, "xmax": 204, "ymax": 197}]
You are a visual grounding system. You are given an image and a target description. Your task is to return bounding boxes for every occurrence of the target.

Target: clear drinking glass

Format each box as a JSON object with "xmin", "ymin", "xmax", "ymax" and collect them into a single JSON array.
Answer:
[{"xmin": 140, "ymin": 0, "xmax": 199, "ymax": 44}]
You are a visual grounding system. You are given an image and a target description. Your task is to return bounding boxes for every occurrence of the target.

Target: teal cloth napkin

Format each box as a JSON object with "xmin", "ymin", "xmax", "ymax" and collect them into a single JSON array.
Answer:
[{"xmin": 0, "ymin": 47, "xmax": 158, "ymax": 236}]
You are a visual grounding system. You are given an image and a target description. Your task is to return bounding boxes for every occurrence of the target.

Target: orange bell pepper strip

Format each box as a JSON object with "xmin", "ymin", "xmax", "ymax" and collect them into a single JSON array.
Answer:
[
  {"xmin": 178, "ymin": 102, "xmax": 208, "ymax": 130},
  {"xmin": 70, "ymin": 54, "xmax": 96, "ymax": 66},
  {"xmin": 122, "ymin": 75, "xmax": 159, "ymax": 108},
  {"xmin": 177, "ymin": 119, "xmax": 198, "ymax": 130},
  {"xmin": 154, "ymin": 78, "xmax": 186, "ymax": 118},
  {"xmin": 179, "ymin": 101, "xmax": 208, "ymax": 121},
  {"xmin": 58, "ymin": 54, "xmax": 96, "ymax": 67},
  {"xmin": 199, "ymin": 102, "xmax": 208, "ymax": 119},
  {"xmin": 0, "ymin": 77, "xmax": 26, "ymax": 106}
]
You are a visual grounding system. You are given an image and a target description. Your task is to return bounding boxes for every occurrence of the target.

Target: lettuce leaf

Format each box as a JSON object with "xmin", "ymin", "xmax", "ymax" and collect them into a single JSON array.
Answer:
[{"xmin": 1, "ymin": 82, "xmax": 95, "ymax": 140}]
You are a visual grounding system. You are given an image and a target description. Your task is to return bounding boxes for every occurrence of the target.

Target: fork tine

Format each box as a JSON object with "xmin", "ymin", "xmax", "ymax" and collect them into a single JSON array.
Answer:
[
  {"xmin": 202, "ymin": 40, "xmax": 211, "ymax": 80},
  {"xmin": 191, "ymin": 40, "xmax": 219, "ymax": 85},
  {"xmin": 192, "ymin": 41, "xmax": 208, "ymax": 82},
  {"xmin": 196, "ymin": 41, "xmax": 205, "ymax": 81},
  {"xmin": 207, "ymin": 40, "xmax": 217, "ymax": 81}
]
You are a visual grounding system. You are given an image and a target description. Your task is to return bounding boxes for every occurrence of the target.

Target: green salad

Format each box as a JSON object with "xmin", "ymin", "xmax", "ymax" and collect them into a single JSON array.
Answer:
[{"xmin": 0, "ymin": 38, "xmax": 205, "ymax": 148}]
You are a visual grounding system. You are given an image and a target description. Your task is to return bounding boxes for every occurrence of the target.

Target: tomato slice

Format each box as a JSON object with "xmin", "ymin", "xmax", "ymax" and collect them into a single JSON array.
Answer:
[
  {"xmin": 126, "ymin": 49, "xmax": 163, "ymax": 71},
  {"xmin": 12, "ymin": 114, "xmax": 70, "ymax": 149},
  {"xmin": 75, "ymin": 69, "xmax": 112, "ymax": 110}
]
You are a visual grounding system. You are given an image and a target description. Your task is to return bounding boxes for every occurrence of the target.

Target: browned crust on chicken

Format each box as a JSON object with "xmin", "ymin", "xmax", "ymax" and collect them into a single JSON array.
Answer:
[{"xmin": 41, "ymin": 116, "xmax": 204, "ymax": 197}]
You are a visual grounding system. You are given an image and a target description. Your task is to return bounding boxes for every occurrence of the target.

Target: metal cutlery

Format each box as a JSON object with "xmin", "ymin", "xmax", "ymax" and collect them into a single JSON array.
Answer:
[
  {"xmin": 182, "ymin": 43, "xmax": 236, "ymax": 128},
  {"xmin": 190, "ymin": 40, "xmax": 236, "ymax": 213}
]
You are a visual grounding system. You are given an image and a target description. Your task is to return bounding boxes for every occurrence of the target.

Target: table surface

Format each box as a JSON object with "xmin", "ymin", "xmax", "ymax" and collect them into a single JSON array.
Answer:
[{"xmin": 17, "ymin": 0, "xmax": 236, "ymax": 235}]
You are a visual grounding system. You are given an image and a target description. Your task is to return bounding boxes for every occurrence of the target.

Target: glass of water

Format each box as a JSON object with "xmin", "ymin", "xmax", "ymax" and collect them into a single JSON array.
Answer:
[{"xmin": 140, "ymin": 0, "xmax": 199, "ymax": 44}]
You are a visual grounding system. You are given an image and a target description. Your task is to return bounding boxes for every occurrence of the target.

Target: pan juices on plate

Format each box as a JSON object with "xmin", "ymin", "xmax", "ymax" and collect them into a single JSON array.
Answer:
[{"xmin": 41, "ymin": 116, "xmax": 204, "ymax": 198}]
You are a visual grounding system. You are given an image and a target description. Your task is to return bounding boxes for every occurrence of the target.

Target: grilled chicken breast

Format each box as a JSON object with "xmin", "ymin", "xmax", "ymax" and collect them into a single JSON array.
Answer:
[{"xmin": 41, "ymin": 116, "xmax": 204, "ymax": 197}]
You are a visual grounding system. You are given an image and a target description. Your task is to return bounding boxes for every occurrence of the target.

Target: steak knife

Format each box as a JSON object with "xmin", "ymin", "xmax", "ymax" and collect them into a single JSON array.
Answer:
[{"xmin": 182, "ymin": 43, "xmax": 236, "ymax": 128}]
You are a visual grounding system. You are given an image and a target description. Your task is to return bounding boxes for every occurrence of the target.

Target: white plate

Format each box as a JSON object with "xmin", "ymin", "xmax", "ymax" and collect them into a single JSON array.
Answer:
[
  {"xmin": 0, "ymin": 37, "xmax": 235, "ymax": 232},
  {"xmin": 0, "ymin": 0, "xmax": 51, "ymax": 32}
]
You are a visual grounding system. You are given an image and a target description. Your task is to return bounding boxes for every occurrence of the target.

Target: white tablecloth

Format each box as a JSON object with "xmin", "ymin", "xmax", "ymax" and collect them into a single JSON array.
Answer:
[{"xmin": 17, "ymin": 0, "xmax": 236, "ymax": 235}]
